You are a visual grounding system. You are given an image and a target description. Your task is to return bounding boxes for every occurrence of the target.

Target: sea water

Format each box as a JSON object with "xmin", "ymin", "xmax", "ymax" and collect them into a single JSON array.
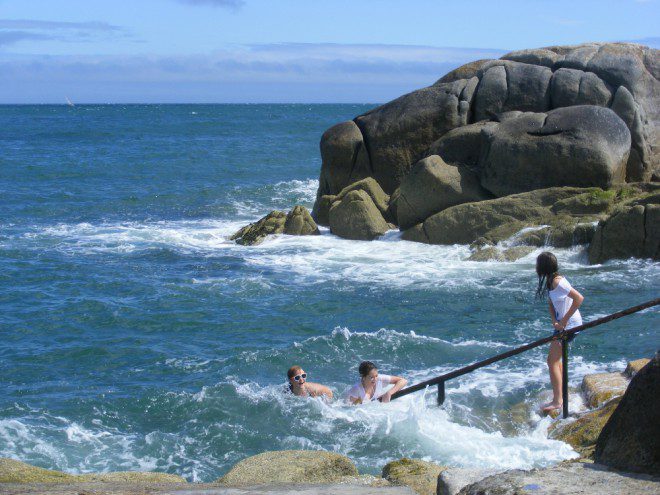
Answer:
[{"xmin": 0, "ymin": 104, "xmax": 657, "ymax": 482}]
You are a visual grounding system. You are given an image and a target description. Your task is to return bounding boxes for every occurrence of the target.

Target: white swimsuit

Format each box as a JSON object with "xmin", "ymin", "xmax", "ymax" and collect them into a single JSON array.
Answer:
[
  {"xmin": 549, "ymin": 277, "xmax": 582, "ymax": 329},
  {"xmin": 347, "ymin": 374, "xmax": 392, "ymax": 403}
]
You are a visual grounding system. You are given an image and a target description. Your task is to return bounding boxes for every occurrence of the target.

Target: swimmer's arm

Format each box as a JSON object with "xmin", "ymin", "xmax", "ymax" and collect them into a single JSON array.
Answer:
[
  {"xmin": 558, "ymin": 288, "xmax": 584, "ymax": 330},
  {"xmin": 380, "ymin": 375, "xmax": 408, "ymax": 403},
  {"xmin": 307, "ymin": 382, "xmax": 333, "ymax": 399}
]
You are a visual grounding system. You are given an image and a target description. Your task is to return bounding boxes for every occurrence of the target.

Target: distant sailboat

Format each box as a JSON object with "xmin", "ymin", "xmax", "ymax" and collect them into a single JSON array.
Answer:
[{"xmin": 65, "ymin": 96, "xmax": 75, "ymax": 107}]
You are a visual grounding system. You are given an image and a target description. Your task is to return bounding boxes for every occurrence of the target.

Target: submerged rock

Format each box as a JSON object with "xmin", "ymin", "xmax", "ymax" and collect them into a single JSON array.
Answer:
[
  {"xmin": 216, "ymin": 450, "xmax": 359, "ymax": 486},
  {"xmin": 467, "ymin": 245, "xmax": 534, "ymax": 262},
  {"xmin": 231, "ymin": 210, "xmax": 287, "ymax": 245},
  {"xmin": 381, "ymin": 458, "xmax": 445, "ymax": 495},
  {"xmin": 231, "ymin": 206, "xmax": 319, "ymax": 245},
  {"xmin": 595, "ymin": 353, "xmax": 660, "ymax": 475}
]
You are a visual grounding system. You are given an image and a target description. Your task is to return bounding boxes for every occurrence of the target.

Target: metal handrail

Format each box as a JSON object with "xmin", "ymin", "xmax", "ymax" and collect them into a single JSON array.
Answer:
[{"xmin": 390, "ymin": 298, "xmax": 659, "ymax": 418}]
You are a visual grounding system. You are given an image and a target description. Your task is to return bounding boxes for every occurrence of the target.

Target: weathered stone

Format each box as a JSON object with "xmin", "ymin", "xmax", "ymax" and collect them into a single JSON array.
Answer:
[
  {"xmin": 625, "ymin": 358, "xmax": 651, "ymax": 378},
  {"xmin": 381, "ymin": 458, "xmax": 445, "ymax": 495},
  {"xmin": 401, "ymin": 223, "xmax": 430, "ymax": 244},
  {"xmin": 231, "ymin": 211, "xmax": 287, "ymax": 246},
  {"xmin": 216, "ymin": 450, "xmax": 359, "ymax": 486},
  {"xmin": 595, "ymin": 353, "xmax": 660, "ymax": 475},
  {"xmin": 329, "ymin": 190, "xmax": 389, "ymax": 241},
  {"xmin": 501, "ymin": 48, "xmax": 562, "ymax": 68},
  {"xmin": 317, "ymin": 121, "xmax": 371, "ymax": 197},
  {"xmin": 77, "ymin": 471, "xmax": 186, "ymax": 483},
  {"xmin": 0, "ymin": 458, "xmax": 76, "ymax": 483},
  {"xmin": 426, "ymin": 121, "xmax": 499, "ymax": 173},
  {"xmin": 468, "ymin": 246, "xmax": 534, "ymax": 262},
  {"xmin": 0, "ymin": 458, "xmax": 186, "ymax": 484},
  {"xmin": 437, "ymin": 468, "xmax": 506, "ymax": 495},
  {"xmin": 334, "ymin": 178, "xmax": 390, "ymax": 219},
  {"xmin": 312, "ymin": 194, "xmax": 337, "ymax": 226},
  {"xmin": 550, "ymin": 68, "xmax": 613, "ymax": 109},
  {"xmin": 396, "ymin": 155, "xmax": 487, "ymax": 230},
  {"xmin": 436, "ymin": 59, "xmax": 491, "ymax": 84},
  {"xmin": 581, "ymin": 372, "xmax": 629, "ymax": 408},
  {"xmin": 474, "ymin": 60, "xmax": 552, "ymax": 121},
  {"xmin": 550, "ymin": 189, "xmax": 617, "ymax": 216},
  {"xmin": 549, "ymin": 397, "xmax": 622, "ymax": 457},
  {"xmin": 480, "ymin": 106, "xmax": 631, "ymax": 197},
  {"xmin": 284, "ymin": 206, "xmax": 320, "ymax": 236},
  {"xmin": 588, "ymin": 204, "xmax": 658, "ymax": 263},
  {"xmin": 354, "ymin": 79, "xmax": 476, "ymax": 193},
  {"xmin": 458, "ymin": 462, "xmax": 660, "ymax": 495}
]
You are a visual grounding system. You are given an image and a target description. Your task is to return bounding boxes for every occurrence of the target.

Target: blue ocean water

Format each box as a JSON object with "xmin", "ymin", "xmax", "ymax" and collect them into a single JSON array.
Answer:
[{"xmin": 0, "ymin": 104, "xmax": 658, "ymax": 482}]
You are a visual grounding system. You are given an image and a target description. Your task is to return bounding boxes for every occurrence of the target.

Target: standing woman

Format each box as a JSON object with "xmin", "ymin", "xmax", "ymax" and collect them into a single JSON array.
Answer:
[{"xmin": 536, "ymin": 252, "xmax": 584, "ymax": 413}]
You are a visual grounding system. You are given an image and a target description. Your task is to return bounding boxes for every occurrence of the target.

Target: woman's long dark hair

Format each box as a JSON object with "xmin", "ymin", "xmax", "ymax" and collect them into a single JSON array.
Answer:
[
  {"xmin": 359, "ymin": 361, "xmax": 377, "ymax": 377},
  {"xmin": 535, "ymin": 251, "xmax": 559, "ymax": 299}
]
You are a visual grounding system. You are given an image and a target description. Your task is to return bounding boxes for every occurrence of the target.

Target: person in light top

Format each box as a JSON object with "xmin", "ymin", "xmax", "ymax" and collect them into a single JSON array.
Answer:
[
  {"xmin": 535, "ymin": 251, "xmax": 584, "ymax": 413},
  {"xmin": 287, "ymin": 365, "xmax": 333, "ymax": 399},
  {"xmin": 347, "ymin": 361, "xmax": 407, "ymax": 405}
]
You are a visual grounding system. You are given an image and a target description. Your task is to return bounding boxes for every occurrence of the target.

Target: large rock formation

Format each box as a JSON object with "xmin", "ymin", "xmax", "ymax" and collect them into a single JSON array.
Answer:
[
  {"xmin": 312, "ymin": 43, "xmax": 659, "ymax": 260},
  {"xmin": 594, "ymin": 353, "xmax": 660, "ymax": 475}
]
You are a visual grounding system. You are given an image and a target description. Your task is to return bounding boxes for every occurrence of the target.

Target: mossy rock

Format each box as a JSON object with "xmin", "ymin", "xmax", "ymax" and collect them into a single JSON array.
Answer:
[
  {"xmin": 77, "ymin": 471, "xmax": 187, "ymax": 483},
  {"xmin": 231, "ymin": 210, "xmax": 287, "ymax": 245},
  {"xmin": 381, "ymin": 458, "xmax": 445, "ymax": 495},
  {"xmin": 549, "ymin": 397, "xmax": 622, "ymax": 458},
  {"xmin": 216, "ymin": 450, "xmax": 358, "ymax": 486},
  {"xmin": 0, "ymin": 458, "xmax": 76, "ymax": 483}
]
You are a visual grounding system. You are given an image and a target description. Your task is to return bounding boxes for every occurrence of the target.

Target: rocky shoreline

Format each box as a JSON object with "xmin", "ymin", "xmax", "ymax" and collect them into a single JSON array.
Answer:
[{"xmin": 3, "ymin": 354, "xmax": 657, "ymax": 495}]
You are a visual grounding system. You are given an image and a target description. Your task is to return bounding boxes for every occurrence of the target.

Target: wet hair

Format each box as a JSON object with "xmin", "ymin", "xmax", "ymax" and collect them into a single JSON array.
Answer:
[
  {"xmin": 359, "ymin": 361, "xmax": 377, "ymax": 377},
  {"xmin": 287, "ymin": 365, "xmax": 302, "ymax": 380},
  {"xmin": 535, "ymin": 251, "xmax": 559, "ymax": 299}
]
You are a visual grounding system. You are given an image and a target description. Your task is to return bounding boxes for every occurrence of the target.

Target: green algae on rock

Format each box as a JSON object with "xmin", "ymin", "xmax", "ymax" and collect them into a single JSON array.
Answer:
[
  {"xmin": 381, "ymin": 458, "xmax": 445, "ymax": 495},
  {"xmin": 216, "ymin": 450, "xmax": 359, "ymax": 486}
]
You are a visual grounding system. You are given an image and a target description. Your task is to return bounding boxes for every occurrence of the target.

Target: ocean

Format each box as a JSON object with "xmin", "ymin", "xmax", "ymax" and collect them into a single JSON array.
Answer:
[{"xmin": 0, "ymin": 104, "xmax": 657, "ymax": 482}]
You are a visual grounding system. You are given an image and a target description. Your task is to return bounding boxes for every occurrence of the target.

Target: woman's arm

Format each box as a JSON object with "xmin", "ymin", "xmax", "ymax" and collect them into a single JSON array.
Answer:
[
  {"xmin": 557, "ymin": 288, "xmax": 584, "ymax": 329},
  {"xmin": 380, "ymin": 376, "xmax": 408, "ymax": 403}
]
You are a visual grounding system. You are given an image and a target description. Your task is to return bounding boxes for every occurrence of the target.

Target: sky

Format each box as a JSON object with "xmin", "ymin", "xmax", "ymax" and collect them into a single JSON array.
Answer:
[{"xmin": 0, "ymin": 0, "xmax": 658, "ymax": 103}]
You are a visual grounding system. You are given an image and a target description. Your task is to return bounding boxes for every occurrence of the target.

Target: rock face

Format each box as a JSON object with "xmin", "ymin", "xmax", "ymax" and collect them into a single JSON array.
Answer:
[
  {"xmin": 437, "ymin": 468, "xmax": 506, "ymax": 495},
  {"xmin": 396, "ymin": 155, "xmax": 487, "ymax": 230},
  {"xmin": 581, "ymin": 372, "xmax": 629, "ymax": 408},
  {"xmin": 284, "ymin": 206, "xmax": 320, "ymax": 236},
  {"xmin": 231, "ymin": 207, "xmax": 319, "ymax": 245},
  {"xmin": 312, "ymin": 42, "xmax": 660, "ymax": 258},
  {"xmin": 458, "ymin": 462, "xmax": 660, "ymax": 495},
  {"xmin": 381, "ymin": 458, "xmax": 445, "ymax": 495},
  {"xmin": 329, "ymin": 189, "xmax": 390, "ymax": 241},
  {"xmin": 588, "ymin": 200, "xmax": 660, "ymax": 263},
  {"xmin": 595, "ymin": 353, "xmax": 660, "ymax": 475},
  {"xmin": 549, "ymin": 397, "xmax": 622, "ymax": 457},
  {"xmin": 480, "ymin": 106, "xmax": 630, "ymax": 197},
  {"xmin": 217, "ymin": 450, "xmax": 359, "ymax": 486}
]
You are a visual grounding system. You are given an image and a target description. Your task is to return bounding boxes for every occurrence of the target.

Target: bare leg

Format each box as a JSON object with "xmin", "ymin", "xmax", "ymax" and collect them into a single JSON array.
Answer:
[{"xmin": 544, "ymin": 340, "xmax": 563, "ymax": 411}]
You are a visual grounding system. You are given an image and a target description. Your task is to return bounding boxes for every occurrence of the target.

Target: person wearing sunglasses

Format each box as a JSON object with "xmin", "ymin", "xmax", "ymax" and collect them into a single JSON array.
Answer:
[
  {"xmin": 347, "ymin": 361, "xmax": 407, "ymax": 405},
  {"xmin": 287, "ymin": 365, "xmax": 333, "ymax": 399}
]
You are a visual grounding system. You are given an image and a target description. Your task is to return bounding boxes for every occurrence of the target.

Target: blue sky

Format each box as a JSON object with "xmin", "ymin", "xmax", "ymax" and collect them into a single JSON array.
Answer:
[{"xmin": 1, "ymin": 0, "xmax": 658, "ymax": 103}]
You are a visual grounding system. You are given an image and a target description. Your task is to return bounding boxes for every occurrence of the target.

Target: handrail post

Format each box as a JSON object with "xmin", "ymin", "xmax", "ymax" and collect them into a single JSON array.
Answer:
[
  {"xmin": 437, "ymin": 380, "xmax": 445, "ymax": 406},
  {"xmin": 562, "ymin": 336, "xmax": 569, "ymax": 419}
]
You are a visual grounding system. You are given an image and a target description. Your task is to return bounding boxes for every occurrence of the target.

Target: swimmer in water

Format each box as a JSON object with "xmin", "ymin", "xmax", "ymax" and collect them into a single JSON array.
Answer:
[
  {"xmin": 287, "ymin": 365, "xmax": 333, "ymax": 399},
  {"xmin": 347, "ymin": 361, "xmax": 407, "ymax": 404}
]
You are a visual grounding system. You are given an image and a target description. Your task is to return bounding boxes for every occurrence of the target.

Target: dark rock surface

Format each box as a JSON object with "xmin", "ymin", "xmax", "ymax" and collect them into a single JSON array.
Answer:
[
  {"xmin": 313, "ymin": 42, "xmax": 659, "ymax": 253},
  {"xmin": 595, "ymin": 353, "xmax": 660, "ymax": 475},
  {"xmin": 329, "ymin": 189, "xmax": 389, "ymax": 241}
]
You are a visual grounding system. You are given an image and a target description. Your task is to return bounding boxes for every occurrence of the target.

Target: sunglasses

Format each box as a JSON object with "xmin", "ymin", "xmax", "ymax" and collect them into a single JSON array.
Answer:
[{"xmin": 293, "ymin": 373, "xmax": 307, "ymax": 381}]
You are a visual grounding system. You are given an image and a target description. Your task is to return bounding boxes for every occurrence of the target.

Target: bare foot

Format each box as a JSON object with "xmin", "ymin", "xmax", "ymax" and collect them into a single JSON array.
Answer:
[{"xmin": 541, "ymin": 402, "xmax": 563, "ymax": 413}]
